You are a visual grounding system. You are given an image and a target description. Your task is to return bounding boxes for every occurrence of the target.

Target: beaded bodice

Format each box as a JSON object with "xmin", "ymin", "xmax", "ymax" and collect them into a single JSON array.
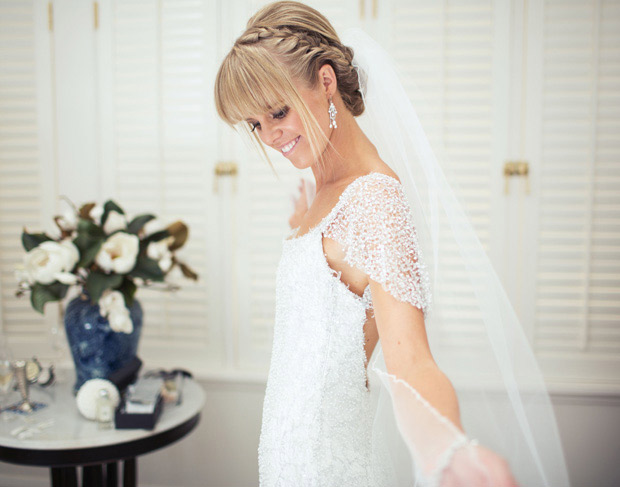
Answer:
[{"xmin": 257, "ymin": 172, "xmax": 431, "ymax": 486}]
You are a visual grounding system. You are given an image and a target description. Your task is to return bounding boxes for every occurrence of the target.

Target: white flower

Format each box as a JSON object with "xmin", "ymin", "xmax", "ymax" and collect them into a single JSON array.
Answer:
[
  {"xmin": 14, "ymin": 266, "xmax": 33, "ymax": 286},
  {"xmin": 90, "ymin": 205, "xmax": 104, "ymax": 225},
  {"xmin": 103, "ymin": 210, "xmax": 126, "ymax": 235},
  {"xmin": 98, "ymin": 289, "xmax": 126, "ymax": 316},
  {"xmin": 142, "ymin": 218, "xmax": 165, "ymax": 237},
  {"xmin": 108, "ymin": 309, "xmax": 133, "ymax": 334},
  {"xmin": 146, "ymin": 237, "xmax": 174, "ymax": 273},
  {"xmin": 98, "ymin": 290, "xmax": 133, "ymax": 334},
  {"xmin": 95, "ymin": 232, "xmax": 139, "ymax": 274},
  {"xmin": 23, "ymin": 239, "xmax": 80, "ymax": 285},
  {"xmin": 60, "ymin": 238, "xmax": 80, "ymax": 263},
  {"xmin": 55, "ymin": 271, "xmax": 78, "ymax": 285},
  {"xmin": 57, "ymin": 209, "xmax": 78, "ymax": 232}
]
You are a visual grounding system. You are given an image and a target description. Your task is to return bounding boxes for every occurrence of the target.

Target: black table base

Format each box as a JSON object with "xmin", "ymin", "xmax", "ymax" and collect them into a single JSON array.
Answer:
[{"xmin": 50, "ymin": 458, "xmax": 136, "ymax": 487}]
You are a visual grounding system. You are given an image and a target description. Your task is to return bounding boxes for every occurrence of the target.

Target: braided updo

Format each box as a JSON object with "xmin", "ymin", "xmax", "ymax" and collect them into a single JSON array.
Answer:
[{"xmin": 214, "ymin": 2, "xmax": 364, "ymax": 166}]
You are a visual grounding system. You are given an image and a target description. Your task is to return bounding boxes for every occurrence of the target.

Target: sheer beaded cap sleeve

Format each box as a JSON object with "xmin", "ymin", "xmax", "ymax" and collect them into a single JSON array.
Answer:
[{"xmin": 324, "ymin": 173, "xmax": 432, "ymax": 316}]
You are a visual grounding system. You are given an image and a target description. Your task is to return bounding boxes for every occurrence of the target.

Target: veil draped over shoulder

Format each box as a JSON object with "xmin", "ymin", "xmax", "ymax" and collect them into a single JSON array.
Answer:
[{"xmin": 341, "ymin": 28, "xmax": 570, "ymax": 487}]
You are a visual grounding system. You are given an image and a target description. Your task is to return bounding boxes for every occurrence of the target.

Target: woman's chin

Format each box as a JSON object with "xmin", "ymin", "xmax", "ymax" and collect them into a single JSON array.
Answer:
[
  {"xmin": 289, "ymin": 157, "xmax": 312, "ymax": 170},
  {"xmin": 283, "ymin": 150, "xmax": 313, "ymax": 170}
]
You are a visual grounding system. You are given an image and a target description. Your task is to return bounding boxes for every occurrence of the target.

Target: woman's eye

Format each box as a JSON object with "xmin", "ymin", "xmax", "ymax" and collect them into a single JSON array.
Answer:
[
  {"xmin": 249, "ymin": 122, "xmax": 260, "ymax": 132},
  {"xmin": 272, "ymin": 106, "xmax": 289, "ymax": 119}
]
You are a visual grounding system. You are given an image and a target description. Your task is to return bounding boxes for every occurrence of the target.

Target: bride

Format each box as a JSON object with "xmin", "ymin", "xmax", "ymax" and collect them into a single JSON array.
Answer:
[{"xmin": 214, "ymin": 1, "xmax": 569, "ymax": 486}]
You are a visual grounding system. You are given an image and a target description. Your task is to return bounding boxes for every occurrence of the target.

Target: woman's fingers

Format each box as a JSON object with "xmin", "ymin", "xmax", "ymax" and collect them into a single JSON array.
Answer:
[{"xmin": 439, "ymin": 445, "xmax": 519, "ymax": 487}]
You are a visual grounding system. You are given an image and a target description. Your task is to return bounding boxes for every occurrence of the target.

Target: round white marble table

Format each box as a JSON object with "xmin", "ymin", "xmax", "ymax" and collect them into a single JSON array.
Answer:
[{"xmin": 0, "ymin": 378, "xmax": 205, "ymax": 487}]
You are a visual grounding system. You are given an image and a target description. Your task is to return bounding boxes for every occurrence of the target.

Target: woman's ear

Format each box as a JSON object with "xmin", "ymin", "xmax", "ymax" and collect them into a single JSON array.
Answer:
[{"xmin": 318, "ymin": 63, "xmax": 337, "ymax": 97}]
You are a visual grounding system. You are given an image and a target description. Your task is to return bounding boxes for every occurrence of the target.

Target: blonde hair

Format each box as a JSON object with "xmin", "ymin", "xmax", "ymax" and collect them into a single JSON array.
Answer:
[{"xmin": 214, "ymin": 1, "xmax": 364, "ymax": 173}]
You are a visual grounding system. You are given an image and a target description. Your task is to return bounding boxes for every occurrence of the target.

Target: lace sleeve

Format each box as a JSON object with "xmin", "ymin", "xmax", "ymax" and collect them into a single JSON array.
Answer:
[{"xmin": 324, "ymin": 174, "xmax": 432, "ymax": 316}]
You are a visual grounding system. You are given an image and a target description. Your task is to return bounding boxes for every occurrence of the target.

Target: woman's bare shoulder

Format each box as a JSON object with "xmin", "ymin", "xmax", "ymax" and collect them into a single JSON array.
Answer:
[
  {"xmin": 338, "ymin": 159, "xmax": 400, "ymax": 188},
  {"xmin": 363, "ymin": 157, "xmax": 400, "ymax": 183}
]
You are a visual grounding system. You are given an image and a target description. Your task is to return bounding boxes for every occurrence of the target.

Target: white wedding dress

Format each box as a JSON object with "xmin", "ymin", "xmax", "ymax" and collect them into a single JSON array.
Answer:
[{"xmin": 258, "ymin": 172, "xmax": 432, "ymax": 486}]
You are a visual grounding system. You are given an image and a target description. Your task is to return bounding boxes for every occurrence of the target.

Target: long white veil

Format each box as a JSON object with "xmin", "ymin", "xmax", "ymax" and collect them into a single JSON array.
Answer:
[{"xmin": 341, "ymin": 28, "xmax": 570, "ymax": 487}]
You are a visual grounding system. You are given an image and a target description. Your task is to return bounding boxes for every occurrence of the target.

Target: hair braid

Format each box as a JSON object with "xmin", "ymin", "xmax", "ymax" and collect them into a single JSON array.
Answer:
[{"xmin": 233, "ymin": 11, "xmax": 364, "ymax": 116}]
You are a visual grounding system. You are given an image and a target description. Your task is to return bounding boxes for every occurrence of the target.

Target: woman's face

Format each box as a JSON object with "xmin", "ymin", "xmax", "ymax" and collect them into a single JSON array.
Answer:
[{"xmin": 245, "ymin": 81, "xmax": 331, "ymax": 170}]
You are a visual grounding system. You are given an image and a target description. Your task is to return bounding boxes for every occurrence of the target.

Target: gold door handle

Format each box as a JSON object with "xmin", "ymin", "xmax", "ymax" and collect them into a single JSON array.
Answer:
[
  {"xmin": 361, "ymin": 0, "xmax": 378, "ymax": 19},
  {"xmin": 504, "ymin": 161, "xmax": 530, "ymax": 194},
  {"xmin": 214, "ymin": 161, "xmax": 238, "ymax": 193}
]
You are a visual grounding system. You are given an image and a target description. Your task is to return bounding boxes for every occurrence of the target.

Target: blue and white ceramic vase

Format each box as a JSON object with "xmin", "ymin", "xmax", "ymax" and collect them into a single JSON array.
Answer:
[{"xmin": 64, "ymin": 290, "xmax": 143, "ymax": 393}]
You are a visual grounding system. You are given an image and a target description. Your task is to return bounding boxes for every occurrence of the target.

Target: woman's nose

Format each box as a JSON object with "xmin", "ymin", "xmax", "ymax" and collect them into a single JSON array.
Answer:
[{"xmin": 263, "ymin": 125, "xmax": 283, "ymax": 148}]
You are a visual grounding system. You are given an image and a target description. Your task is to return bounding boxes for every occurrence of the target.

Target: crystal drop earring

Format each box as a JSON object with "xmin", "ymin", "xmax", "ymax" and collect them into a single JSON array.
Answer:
[{"xmin": 328, "ymin": 96, "xmax": 338, "ymax": 129}]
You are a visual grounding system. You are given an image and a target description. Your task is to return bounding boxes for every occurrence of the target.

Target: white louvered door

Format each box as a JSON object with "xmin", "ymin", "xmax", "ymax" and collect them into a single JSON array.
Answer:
[
  {"xmin": 523, "ymin": 0, "xmax": 620, "ymax": 389},
  {"xmin": 382, "ymin": 0, "xmax": 509, "ymax": 256},
  {"xmin": 97, "ymin": 0, "xmax": 222, "ymax": 370},
  {"xmin": 0, "ymin": 0, "xmax": 57, "ymax": 359},
  {"xmin": 376, "ymin": 0, "xmax": 512, "ymax": 366}
]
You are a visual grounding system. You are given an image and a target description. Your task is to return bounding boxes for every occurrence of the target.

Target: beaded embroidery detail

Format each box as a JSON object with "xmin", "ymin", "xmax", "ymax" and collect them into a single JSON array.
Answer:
[{"xmin": 323, "ymin": 172, "xmax": 432, "ymax": 316}]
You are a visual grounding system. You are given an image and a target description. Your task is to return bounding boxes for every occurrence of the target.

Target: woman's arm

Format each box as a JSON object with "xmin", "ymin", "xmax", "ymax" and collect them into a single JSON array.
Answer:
[
  {"xmin": 369, "ymin": 278, "xmax": 462, "ymax": 430},
  {"xmin": 369, "ymin": 277, "xmax": 518, "ymax": 487}
]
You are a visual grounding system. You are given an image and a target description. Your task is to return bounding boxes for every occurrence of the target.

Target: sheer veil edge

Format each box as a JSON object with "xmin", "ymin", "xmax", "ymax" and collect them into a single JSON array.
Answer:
[{"xmin": 342, "ymin": 27, "xmax": 570, "ymax": 487}]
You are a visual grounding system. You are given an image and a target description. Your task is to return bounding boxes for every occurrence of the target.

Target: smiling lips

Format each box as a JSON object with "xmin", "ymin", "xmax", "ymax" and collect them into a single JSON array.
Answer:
[{"xmin": 280, "ymin": 135, "xmax": 300, "ymax": 154}]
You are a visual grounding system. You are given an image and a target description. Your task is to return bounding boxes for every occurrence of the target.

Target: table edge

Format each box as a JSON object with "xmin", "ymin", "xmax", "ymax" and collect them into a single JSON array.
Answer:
[{"xmin": 0, "ymin": 412, "xmax": 201, "ymax": 467}]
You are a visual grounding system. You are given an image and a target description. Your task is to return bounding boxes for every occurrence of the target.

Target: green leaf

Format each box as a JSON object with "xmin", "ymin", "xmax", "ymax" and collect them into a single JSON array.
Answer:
[
  {"xmin": 73, "ymin": 233, "xmax": 94, "ymax": 253},
  {"xmin": 85, "ymin": 272, "xmax": 124, "ymax": 304},
  {"xmin": 129, "ymin": 255, "xmax": 164, "ymax": 281},
  {"xmin": 30, "ymin": 282, "xmax": 69, "ymax": 314},
  {"xmin": 118, "ymin": 278, "xmax": 138, "ymax": 308},
  {"xmin": 77, "ymin": 219, "xmax": 105, "ymax": 239},
  {"xmin": 127, "ymin": 214, "xmax": 155, "ymax": 235},
  {"xmin": 21, "ymin": 230, "xmax": 54, "ymax": 252},
  {"xmin": 104, "ymin": 200, "xmax": 124, "ymax": 215},
  {"xmin": 76, "ymin": 239, "xmax": 103, "ymax": 268},
  {"xmin": 143, "ymin": 229, "xmax": 170, "ymax": 244},
  {"xmin": 52, "ymin": 281, "xmax": 70, "ymax": 300},
  {"xmin": 73, "ymin": 221, "xmax": 105, "ymax": 268},
  {"xmin": 102, "ymin": 200, "xmax": 125, "ymax": 228}
]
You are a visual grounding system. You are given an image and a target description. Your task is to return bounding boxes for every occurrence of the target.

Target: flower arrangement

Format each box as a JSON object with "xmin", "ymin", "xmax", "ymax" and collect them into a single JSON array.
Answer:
[{"xmin": 14, "ymin": 199, "xmax": 199, "ymax": 333}]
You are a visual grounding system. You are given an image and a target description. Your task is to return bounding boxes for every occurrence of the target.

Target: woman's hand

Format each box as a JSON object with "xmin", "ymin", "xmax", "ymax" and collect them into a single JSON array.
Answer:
[
  {"xmin": 440, "ymin": 444, "xmax": 519, "ymax": 487},
  {"xmin": 288, "ymin": 179, "xmax": 312, "ymax": 229}
]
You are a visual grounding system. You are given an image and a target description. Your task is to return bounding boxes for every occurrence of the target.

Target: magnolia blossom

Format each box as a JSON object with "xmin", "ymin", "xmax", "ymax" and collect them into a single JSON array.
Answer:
[
  {"xmin": 90, "ymin": 205, "xmax": 104, "ymax": 225},
  {"xmin": 103, "ymin": 210, "xmax": 126, "ymax": 235},
  {"xmin": 147, "ymin": 237, "xmax": 174, "ymax": 272},
  {"xmin": 98, "ymin": 289, "xmax": 133, "ymax": 334},
  {"xmin": 98, "ymin": 289, "xmax": 126, "ymax": 315},
  {"xmin": 108, "ymin": 310, "xmax": 133, "ymax": 334},
  {"xmin": 15, "ymin": 266, "xmax": 33, "ymax": 286},
  {"xmin": 23, "ymin": 239, "xmax": 79, "ymax": 285},
  {"xmin": 95, "ymin": 232, "xmax": 139, "ymax": 274},
  {"xmin": 57, "ymin": 209, "xmax": 78, "ymax": 232}
]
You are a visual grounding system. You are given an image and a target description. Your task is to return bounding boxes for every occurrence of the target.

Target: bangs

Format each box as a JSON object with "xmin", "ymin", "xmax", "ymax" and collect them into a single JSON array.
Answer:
[
  {"xmin": 215, "ymin": 45, "xmax": 295, "ymax": 126},
  {"xmin": 214, "ymin": 41, "xmax": 334, "ymax": 177}
]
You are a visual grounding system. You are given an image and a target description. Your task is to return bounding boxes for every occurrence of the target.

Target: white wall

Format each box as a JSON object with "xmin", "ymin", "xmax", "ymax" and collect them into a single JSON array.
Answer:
[{"xmin": 0, "ymin": 379, "xmax": 618, "ymax": 487}]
